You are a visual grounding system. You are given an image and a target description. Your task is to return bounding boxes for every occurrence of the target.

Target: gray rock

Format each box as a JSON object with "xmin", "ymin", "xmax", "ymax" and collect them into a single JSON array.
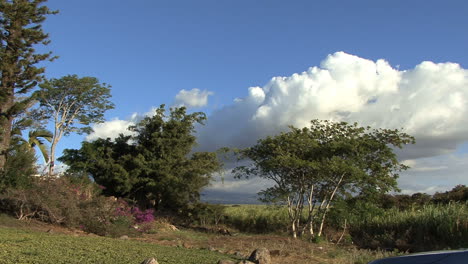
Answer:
[
  {"xmin": 248, "ymin": 248, "xmax": 271, "ymax": 264},
  {"xmin": 140, "ymin": 258, "xmax": 158, "ymax": 264},
  {"xmin": 119, "ymin": 235, "xmax": 129, "ymax": 240},
  {"xmin": 237, "ymin": 261, "xmax": 255, "ymax": 264}
]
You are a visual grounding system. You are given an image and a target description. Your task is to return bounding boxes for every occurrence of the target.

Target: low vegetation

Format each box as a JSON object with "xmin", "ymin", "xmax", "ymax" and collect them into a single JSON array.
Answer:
[
  {"xmin": 0, "ymin": 224, "xmax": 233, "ymax": 264},
  {"xmin": 350, "ymin": 202, "xmax": 468, "ymax": 252},
  {"xmin": 0, "ymin": 213, "xmax": 397, "ymax": 264}
]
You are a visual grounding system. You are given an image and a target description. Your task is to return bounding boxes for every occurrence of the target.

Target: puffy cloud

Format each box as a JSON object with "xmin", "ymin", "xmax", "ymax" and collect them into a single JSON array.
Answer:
[
  {"xmin": 86, "ymin": 117, "xmax": 136, "ymax": 141},
  {"xmin": 87, "ymin": 52, "xmax": 468, "ymax": 198},
  {"xmin": 197, "ymin": 52, "xmax": 468, "ymax": 161},
  {"xmin": 174, "ymin": 88, "xmax": 213, "ymax": 108}
]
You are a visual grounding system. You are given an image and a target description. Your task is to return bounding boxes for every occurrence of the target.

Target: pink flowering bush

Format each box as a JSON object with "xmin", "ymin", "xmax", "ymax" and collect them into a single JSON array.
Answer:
[{"xmin": 0, "ymin": 175, "xmax": 156, "ymax": 237}]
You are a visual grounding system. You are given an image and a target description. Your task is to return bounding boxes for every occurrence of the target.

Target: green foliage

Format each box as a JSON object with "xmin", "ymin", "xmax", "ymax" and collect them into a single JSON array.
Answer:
[
  {"xmin": 10, "ymin": 124, "xmax": 52, "ymax": 163},
  {"xmin": 433, "ymin": 185, "xmax": 468, "ymax": 204},
  {"xmin": 0, "ymin": 139, "xmax": 36, "ymax": 191},
  {"xmin": 33, "ymin": 74, "xmax": 115, "ymax": 175},
  {"xmin": 0, "ymin": 0, "xmax": 56, "ymax": 168},
  {"xmin": 59, "ymin": 105, "xmax": 222, "ymax": 212},
  {"xmin": 349, "ymin": 202, "xmax": 468, "ymax": 252},
  {"xmin": 187, "ymin": 203, "xmax": 226, "ymax": 227},
  {"xmin": 223, "ymin": 204, "xmax": 292, "ymax": 233},
  {"xmin": 34, "ymin": 75, "xmax": 114, "ymax": 136},
  {"xmin": 0, "ymin": 175, "xmax": 140, "ymax": 237},
  {"xmin": 0, "ymin": 176, "xmax": 95, "ymax": 225},
  {"xmin": 234, "ymin": 119, "xmax": 414, "ymax": 238},
  {"xmin": 0, "ymin": 227, "xmax": 234, "ymax": 264}
]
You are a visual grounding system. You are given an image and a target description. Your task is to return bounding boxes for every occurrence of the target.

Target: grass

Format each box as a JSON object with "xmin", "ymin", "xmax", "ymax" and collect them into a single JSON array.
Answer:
[
  {"xmin": 0, "ymin": 226, "xmax": 234, "ymax": 264},
  {"xmin": 223, "ymin": 204, "xmax": 292, "ymax": 233},
  {"xmin": 0, "ymin": 212, "xmax": 403, "ymax": 264},
  {"xmin": 350, "ymin": 202, "xmax": 468, "ymax": 252}
]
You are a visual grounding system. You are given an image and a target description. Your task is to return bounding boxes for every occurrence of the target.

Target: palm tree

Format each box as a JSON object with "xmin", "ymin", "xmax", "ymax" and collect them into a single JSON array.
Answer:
[
  {"xmin": 10, "ymin": 120, "xmax": 53, "ymax": 164},
  {"xmin": 26, "ymin": 129, "xmax": 53, "ymax": 163}
]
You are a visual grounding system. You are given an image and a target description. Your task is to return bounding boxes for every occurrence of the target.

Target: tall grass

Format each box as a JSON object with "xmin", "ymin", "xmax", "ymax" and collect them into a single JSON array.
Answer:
[
  {"xmin": 223, "ymin": 205, "xmax": 292, "ymax": 233},
  {"xmin": 350, "ymin": 202, "xmax": 468, "ymax": 252}
]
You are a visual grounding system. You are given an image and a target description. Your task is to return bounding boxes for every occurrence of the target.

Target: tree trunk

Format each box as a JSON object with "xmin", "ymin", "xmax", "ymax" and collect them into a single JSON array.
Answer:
[
  {"xmin": 317, "ymin": 173, "xmax": 345, "ymax": 237},
  {"xmin": 0, "ymin": 86, "xmax": 14, "ymax": 170},
  {"xmin": 48, "ymin": 124, "xmax": 62, "ymax": 176},
  {"xmin": 292, "ymin": 220, "xmax": 297, "ymax": 239}
]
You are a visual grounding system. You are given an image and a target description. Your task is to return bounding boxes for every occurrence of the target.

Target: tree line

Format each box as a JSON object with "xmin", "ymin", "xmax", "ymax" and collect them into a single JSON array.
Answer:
[
  {"xmin": 0, "ymin": 1, "xmax": 430, "ymax": 241},
  {"xmin": 0, "ymin": 0, "xmax": 113, "ymax": 185}
]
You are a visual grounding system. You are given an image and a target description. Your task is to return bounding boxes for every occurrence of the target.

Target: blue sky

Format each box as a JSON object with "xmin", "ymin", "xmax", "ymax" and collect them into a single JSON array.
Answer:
[{"xmin": 38, "ymin": 0, "xmax": 468, "ymax": 202}]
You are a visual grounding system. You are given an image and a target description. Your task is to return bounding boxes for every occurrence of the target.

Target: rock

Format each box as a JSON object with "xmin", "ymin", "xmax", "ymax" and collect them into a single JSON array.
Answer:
[
  {"xmin": 237, "ymin": 261, "xmax": 255, "ymax": 264},
  {"xmin": 217, "ymin": 260, "xmax": 235, "ymax": 264},
  {"xmin": 140, "ymin": 258, "xmax": 159, "ymax": 264},
  {"xmin": 248, "ymin": 248, "xmax": 271, "ymax": 264},
  {"xmin": 119, "ymin": 235, "xmax": 129, "ymax": 240}
]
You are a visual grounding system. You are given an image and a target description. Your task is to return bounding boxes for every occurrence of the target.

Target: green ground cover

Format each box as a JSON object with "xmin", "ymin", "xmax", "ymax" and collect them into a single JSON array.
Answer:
[{"xmin": 0, "ymin": 227, "xmax": 233, "ymax": 264}]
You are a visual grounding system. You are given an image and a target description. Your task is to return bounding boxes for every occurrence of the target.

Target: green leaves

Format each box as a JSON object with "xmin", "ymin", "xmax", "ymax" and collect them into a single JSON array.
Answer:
[
  {"xmin": 234, "ymin": 119, "xmax": 415, "ymax": 237},
  {"xmin": 0, "ymin": 0, "xmax": 56, "ymax": 169},
  {"xmin": 34, "ymin": 75, "xmax": 115, "ymax": 136},
  {"xmin": 60, "ymin": 106, "xmax": 221, "ymax": 212}
]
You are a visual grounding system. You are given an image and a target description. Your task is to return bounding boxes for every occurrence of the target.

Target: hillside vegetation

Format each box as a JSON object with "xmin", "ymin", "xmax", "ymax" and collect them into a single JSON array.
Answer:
[{"xmin": 0, "ymin": 224, "xmax": 233, "ymax": 264}]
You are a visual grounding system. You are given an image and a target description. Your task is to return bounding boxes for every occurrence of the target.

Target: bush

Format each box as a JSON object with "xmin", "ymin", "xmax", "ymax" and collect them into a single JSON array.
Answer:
[
  {"xmin": 0, "ymin": 176, "xmax": 87, "ymax": 225},
  {"xmin": 186, "ymin": 203, "xmax": 226, "ymax": 227},
  {"xmin": 0, "ymin": 175, "xmax": 156, "ymax": 237}
]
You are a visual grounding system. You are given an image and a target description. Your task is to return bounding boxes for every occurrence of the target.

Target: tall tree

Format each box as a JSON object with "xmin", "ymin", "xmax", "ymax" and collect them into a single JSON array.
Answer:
[
  {"xmin": 59, "ymin": 106, "xmax": 222, "ymax": 211},
  {"xmin": 234, "ymin": 120, "xmax": 415, "ymax": 238},
  {"xmin": 33, "ymin": 75, "xmax": 114, "ymax": 176},
  {"xmin": 0, "ymin": 120, "xmax": 38, "ymax": 190},
  {"xmin": 0, "ymin": 0, "xmax": 56, "ymax": 170}
]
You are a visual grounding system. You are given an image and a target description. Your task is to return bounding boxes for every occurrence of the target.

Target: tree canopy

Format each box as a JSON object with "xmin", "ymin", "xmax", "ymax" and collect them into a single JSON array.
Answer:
[
  {"xmin": 234, "ymin": 120, "xmax": 415, "ymax": 238},
  {"xmin": 59, "ymin": 106, "xmax": 222, "ymax": 211},
  {"xmin": 33, "ymin": 74, "xmax": 114, "ymax": 175},
  {"xmin": 0, "ymin": 0, "xmax": 56, "ymax": 170}
]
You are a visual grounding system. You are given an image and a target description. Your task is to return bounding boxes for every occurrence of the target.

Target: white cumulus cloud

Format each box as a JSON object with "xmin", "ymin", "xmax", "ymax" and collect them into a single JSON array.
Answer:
[
  {"xmin": 87, "ymin": 52, "xmax": 468, "ymax": 197},
  {"xmin": 174, "ymin": 88, "xmax": 213, "ymax": 108},
  {"xmin": 86, "ymin": 118, "xmax": 136, "ymax": 141},
  {"xmin": 197, "ymin": 52, "xmax": 468, "ymax": 161}
]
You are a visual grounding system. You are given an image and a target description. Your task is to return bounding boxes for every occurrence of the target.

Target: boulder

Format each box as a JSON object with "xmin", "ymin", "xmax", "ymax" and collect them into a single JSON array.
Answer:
[
  {"xmin": 140, "ymin": 258, "xmax": 158, "ymax": 264},
  {"xmin": 237, "ymin": 261, "xmax": 255, "ymax": 264},
  {"xmin": 248, "ymin": 248, "xmax": 271, "ymax": 264},
  {"xmin": 119, "ymin": 235, "xmax": 129, "ymax": 240}
]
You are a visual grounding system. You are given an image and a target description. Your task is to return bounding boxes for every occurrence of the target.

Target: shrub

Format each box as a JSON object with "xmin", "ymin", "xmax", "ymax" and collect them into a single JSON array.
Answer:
[
  {"xmin": 186, "ymin": 203, "xmax": 226, "ymax": 227},
  {"xmin": 0, "ymin": 175, "xmax": 156, "ymax": 237}
]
